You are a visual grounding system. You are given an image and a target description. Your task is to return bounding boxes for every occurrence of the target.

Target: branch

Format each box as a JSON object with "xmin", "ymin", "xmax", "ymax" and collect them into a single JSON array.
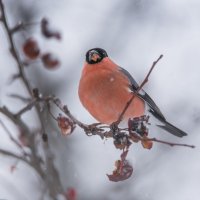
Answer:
[
  {"xmin": 0, "ymin": 1, "xmax": 65, "ymax": 198},
  {"xmin": 41, "ymin": 94, "xmax": 195, "ymax": 149},
  {"xmin": 0, "ymin": 148, "xmax": 30, "ymax": 165},
  {"xmin": 51, "ymin": 98, "xmax": 88, "ymax": 129},
  {"xmin": 0, "ymin": 119, "xmax": 28, "ymax": 154},
  {"xmin": 0, "ymin": 0, "xmax": 44, "ymax": 135},
  {"xmin": 8, "ymin": 93, "xmax": 31, "ymax": 102},
  {"xmin": 47, "ymin": 96, "xmax": 108, "ymax": 137},
  {"xmin": 14, "ymin": 98, "xmax": 38, "ymax": 117},
  {"xmin": 0, "ymin": 106, "xmax": 30, "ymax": 132},
  {"xmin": 147, "ymin": 137, "xmax": 195, "ymax": 148},
  {"xmin": 41, "ymin": 94, "xmax": 196, "ymax": 150},
  {"xmin": 0, "ymin": 0, "xmax": 32, "ymax": 95},
  {"xmin": 10, "ymin": 21, "xmax": 40, "ymax": 34},
  {"xmin": 115, "ymin": 55, "xmax": 163, "ymax": 125}
]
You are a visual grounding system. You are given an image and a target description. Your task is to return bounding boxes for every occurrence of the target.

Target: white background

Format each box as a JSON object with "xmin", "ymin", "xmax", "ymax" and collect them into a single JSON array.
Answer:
[{"xmin": 0, "ymin": 0, "xmax": 200, "ymax": 199}]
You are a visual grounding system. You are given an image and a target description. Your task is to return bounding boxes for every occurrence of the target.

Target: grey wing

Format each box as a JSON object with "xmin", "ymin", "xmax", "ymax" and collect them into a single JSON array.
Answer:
[
  {"xmin": 118, "ymin": 66, "xmax": 166, "ymax": 121},
  {"xmin": 118, "ymin": 66, "xmax": 187, "ymax": 137}
]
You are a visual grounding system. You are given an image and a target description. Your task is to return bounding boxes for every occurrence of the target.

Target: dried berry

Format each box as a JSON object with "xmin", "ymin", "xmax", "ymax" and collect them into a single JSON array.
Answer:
[
  {"xmin": 129, "ymin": 131, "xmax": 140, "ymax": 143},
  {"xmin": 141, "ymin": 135, "xmax": 153, "ymax": 149},
  {"xmin": 64, "ymin": 188, "xmax": 77, "ymax": 200},
  {"xmin": 23, "ymin": 38, "xmax": 40, "ymax": 59},
  {"xmin": 107, "ymin": 150, "xmax": 133, "ymax": 182},
  {"xmin": 41, "ymin": 53, "xmax": 60, "ymax": 69},
  {"xmin": 57, "ymin": 114, "xmax": 74, "ymax": 136},
  {"xmin": 107, "ymin": 160, "xmax": 133, "ymax": 182},
  {"xmin": 41, "ymin": 18, "xmax": 61, "ymax": 40}
]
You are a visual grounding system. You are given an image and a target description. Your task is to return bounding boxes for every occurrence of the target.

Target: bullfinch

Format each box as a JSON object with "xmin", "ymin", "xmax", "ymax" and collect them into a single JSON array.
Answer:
[{"xmin": 78, "ymin": 48, "xmax": 187, "ymax": 137}]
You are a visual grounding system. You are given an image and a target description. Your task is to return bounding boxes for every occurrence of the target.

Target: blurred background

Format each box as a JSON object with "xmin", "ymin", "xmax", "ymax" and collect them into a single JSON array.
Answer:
[{"xmin": 0, "ymin": 0, "xmax": 200, "ymax": 199}]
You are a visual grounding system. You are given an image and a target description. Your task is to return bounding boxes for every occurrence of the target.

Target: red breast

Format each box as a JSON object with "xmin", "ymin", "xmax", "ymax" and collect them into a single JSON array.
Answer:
[{"xmin": 79, "ymin": 57, "xmax": 145, "ymax": 124}]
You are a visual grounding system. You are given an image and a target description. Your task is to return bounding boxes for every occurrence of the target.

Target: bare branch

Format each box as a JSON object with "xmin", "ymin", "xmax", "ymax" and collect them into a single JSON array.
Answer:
[
  {"xmin": 0, "ymin": 1, "xmax": 65, "ymax": 197},
  {"xmin": 0, "ymin": 0, "xmax": 32, "ymax": 95},
  {"xmin": 14, "ymin": 98, "xmax": 38, "ymax": 117},
  {"xmin": 115, "ymin": 55, "xmax": 163, "ymax": 125},
  {"xmin": 0, "ymin": 106, "xmax": 30, "ymax": 132},
  {"xmin": 0, "ymin": 119, "xmax": 27, "ymax": 153},
  {"xmin": 10, "ymin": 21, "xmax": 40, "ymax": 34},
  {"xmin": 45, "ymin": 96, "xmax": 109, "ymax": 137},
  {"xmin": 8, "ymin": 93, "xmax": 31, "ymax": 102},
  {"xmin": 147, "ymin": 137, "xmax": 195, "ymax": 148},
  {"xmin": 128, "ymin": 130, "xmax": 195, "ymax": 149},
  {"xmin": 52, "ymin": 98, "xmax": 88, "ymax": 129},
  {"xmin": 41, "ymin": 94, "xmax": 195, "ymax": 149},
  {"xmin": 0, "ymin": 148, "xmax": 30, "ymax": 164},
  {"xmin": 8, "ymin": 73, "xmax": 21, "ymax": 84}
]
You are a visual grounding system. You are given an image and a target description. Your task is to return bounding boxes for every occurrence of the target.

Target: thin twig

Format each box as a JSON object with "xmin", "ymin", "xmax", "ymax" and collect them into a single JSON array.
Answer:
[
  {"xmin": 46, "ymin": 102, "xmax": 57, "ymax": 120},
  {"xmin": 8, "ymin": 73, "xmax": 21, "ymax": 84},
  {"xmin": 0, "ymin": 106, "xmax": 30, "ymax": 132},
  {"xmin": 129, "ymin": 131, "xmax": 195, "ymax": 149},
  {"xmin": 0, "ymin": 119, "xmax": 29, "ymax": 155},
  {"xmin": 115, "ymin": 55, "xmax": 163, "ymax": 125},
  {"xmin": 147, "ymin": 137, "xmax": 195, "ymax": 148},
  {"xmin": 42, "ymin": 95, "xmax": 107, "ymax": 136},
  {"xmin": 50, "ymin": 97, "xmax": 88, "ymax": 130},
  {"xmin": 0, "ymin": 0, "xmax": 32, "ymax": 95},
  {"xmin": 45, "ymin": 95, "xmax": 195, "ymax": 149},
  {"xmin": 8, "ymin": 93, "xmax": 31, "ymax": 102},
  {"xmin": 10, "ymin": 21, "xmax": 40, "ymax": 34},
  {"xmin": 0, "ymin": 148, "xmax": 30, "ymax": 165},
  {"xmin": 15, "ymin": 98, "xmax": 38, "ymax": 117}
]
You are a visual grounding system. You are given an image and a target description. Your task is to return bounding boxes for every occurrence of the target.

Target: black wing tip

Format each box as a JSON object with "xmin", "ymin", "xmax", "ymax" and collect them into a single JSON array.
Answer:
[
  {"xmin": 142, "ymin": 93, "xmax": 166, "ymax": 121},
  {"xmin": 148, "ymin": 108, "xmax": 166, "ymax": 121},
  {"xmin": 157, "ymin": 124, "xmax": 188, "ymax": 138}
]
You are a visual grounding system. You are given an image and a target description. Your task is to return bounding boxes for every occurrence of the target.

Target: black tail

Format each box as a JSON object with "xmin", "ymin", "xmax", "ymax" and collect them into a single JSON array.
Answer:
[
  {"xmin": 157, "ymin": 121, "xmax": 187, "ymax": 137},
  {"xmin": 148, "ymin": 108, "xmax": 187, "ymax": 137},
  {"xmin": 137, "ymin": 92, "xmax": 187, "ymax": 137}
]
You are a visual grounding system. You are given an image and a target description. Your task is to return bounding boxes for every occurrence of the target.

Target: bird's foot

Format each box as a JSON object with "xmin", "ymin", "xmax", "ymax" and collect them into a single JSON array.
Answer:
[{"xmin": 110, "ymin": 122, "xmax": 120, "ymax": 138}]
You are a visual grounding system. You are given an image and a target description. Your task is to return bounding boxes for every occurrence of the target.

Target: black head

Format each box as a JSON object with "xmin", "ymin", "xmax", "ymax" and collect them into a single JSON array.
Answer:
[{"xmin": 86, "ymin": 48, "xmax": 108, "ymax": 64}]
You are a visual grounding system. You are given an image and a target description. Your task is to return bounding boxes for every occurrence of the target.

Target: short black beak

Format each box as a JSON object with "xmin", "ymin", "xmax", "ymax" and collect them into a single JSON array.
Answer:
[{"xmin": 88, "ymin": 50, "xmax": 99, "ymax": 62}]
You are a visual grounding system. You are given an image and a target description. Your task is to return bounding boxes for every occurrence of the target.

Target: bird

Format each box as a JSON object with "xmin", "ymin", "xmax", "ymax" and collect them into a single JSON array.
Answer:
[{"xmin": 78, "ymin": 48, "xmax": 187, "ymax": 137}]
